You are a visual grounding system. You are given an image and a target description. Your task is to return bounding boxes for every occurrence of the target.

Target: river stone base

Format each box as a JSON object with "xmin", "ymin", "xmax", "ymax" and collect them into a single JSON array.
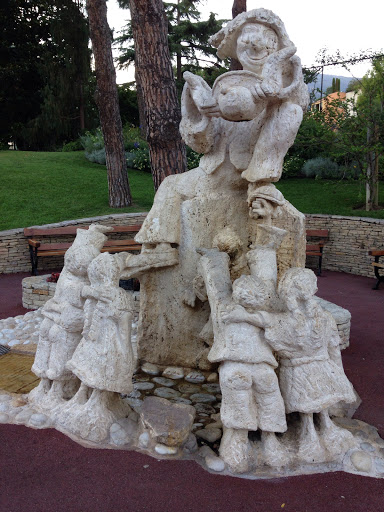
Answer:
[{"xmin": 1, "ymin": 362, "xmax": 383, "ymax": 480}]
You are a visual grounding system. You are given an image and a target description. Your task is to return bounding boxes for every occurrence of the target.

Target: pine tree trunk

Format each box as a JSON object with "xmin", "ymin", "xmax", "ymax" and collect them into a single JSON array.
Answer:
[
  {"xmin": 366, "ymin": 150, "xmax": 375, "ymax": 211},
  {"xmin": 135, "ymin": 68, "xmax": 147, "ymax": 138},
  {"xmin": 130, "ymin": 0, "xmax": 187, "ymax": 190},
  {"xmin": 86, "ymin": 0, "xmax": 132, "ymax": 207},
  {"xmin": 374, "ymin": 153, "xmax": 379, "ymax": 207},
  {"xmin": 230, "ymin": 0, "xmax": 247, "ymax": 71},
  {"xmin": 79, "ymin": 81, "xmax": 85, "ymax": 131}
]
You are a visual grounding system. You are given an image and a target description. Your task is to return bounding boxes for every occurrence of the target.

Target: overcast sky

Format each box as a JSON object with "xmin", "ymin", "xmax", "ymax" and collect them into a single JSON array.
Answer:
[{"xmin": 107, "ymin": 0, "xmax": 384, "ymax": 84}]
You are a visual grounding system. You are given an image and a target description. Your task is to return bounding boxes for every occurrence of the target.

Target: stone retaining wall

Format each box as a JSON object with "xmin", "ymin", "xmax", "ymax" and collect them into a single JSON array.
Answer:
[
  {"xmin": 305, "ymin": 214, "xmax": 384, "ymax": 278},
  {"xmin": 0, "ymin": 212, "xmax": 147, "ymax": 274},
  {"xmin": 1, "ymin": 212, "xmax": 383, "ymax": 278}
]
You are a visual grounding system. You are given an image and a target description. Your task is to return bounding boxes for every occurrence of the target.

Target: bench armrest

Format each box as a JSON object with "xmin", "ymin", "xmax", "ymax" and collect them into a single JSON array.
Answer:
[
  {"xmin": 28, "ymin": 239, "xmax": 41, "ymax": 248},
  {"xmin": 369, "ymin": 250, "xmax": 384, "ymax": 257}
]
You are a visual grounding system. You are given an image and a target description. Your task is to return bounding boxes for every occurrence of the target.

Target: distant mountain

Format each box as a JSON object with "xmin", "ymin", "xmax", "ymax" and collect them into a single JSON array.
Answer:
[{"xmin": 307, "ymin": 74, "xmax": 359, "ymax": 99}]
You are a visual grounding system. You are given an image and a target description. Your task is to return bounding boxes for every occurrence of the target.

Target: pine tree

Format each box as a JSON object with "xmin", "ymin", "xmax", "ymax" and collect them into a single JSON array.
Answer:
[
  {"xmin": 0, "ymin": 0, "xmax": 96, "ymax": 150},
  {"xmin": 116, "ymin": 0, "xmax": 226, "ymax": 91},
  {"xmin": 129, "ymin": 0, "xmax": 188, "ymax": 189},
  {"xmin": 230, "ymin": 0, "xmax": 247, "ymax": 70},
  {"xmin": 86, "ymin": 0, "xmax": 132, "ymax": 207}
]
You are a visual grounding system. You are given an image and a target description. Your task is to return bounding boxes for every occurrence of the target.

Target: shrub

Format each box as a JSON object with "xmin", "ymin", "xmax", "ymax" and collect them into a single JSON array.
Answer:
[
  {"xmin": 123, "ymin": 125, "xmax": 148, "ymax": 152},
  {"xmin": 80, "ymin": 128, "xmax": 104, "ymax": 154},
  {"xmin": 85, "ymin": 148, "xmax": 106, "ymax": 165},
  {"xmin": 62, "ymin": 139, "xmax": 83, "ymax": 152},
  {"xmin": 131, "ymin": 148, "xmax": 151, "ymax": 172},
  {"xmin": 339, "ymin": 164, "xmax": 361, "ymax": 180},
  {"xmin": 283, "ymin": 155, "xmax": 305, "ymax": 178},
  {"xmin": 186, "ymin": 146, "xmax": 201, "ymax": 169},
  {"xmin": 302, "ymin": 157, "xmax": 339, "ymax": 179}
]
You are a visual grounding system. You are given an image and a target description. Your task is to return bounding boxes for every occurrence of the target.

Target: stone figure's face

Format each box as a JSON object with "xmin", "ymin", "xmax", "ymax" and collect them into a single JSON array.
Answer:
[
  {"xmin": 236, "ymin": 24, "xmax": 279, "ymax": 72},
  {"xmin": 233, "ymin": 275, "xmax": 267, "ymax": 309},
  {"xmin": 64, "ymin": 247, "xmax": 94, "ymax": 276},
  {"xmin": 291, "ymin": 273, "xmax": 318, "ymax": 301},
  {"xmin": 88, "ymin": 253, "xmax": 119, "ymax": 286}
]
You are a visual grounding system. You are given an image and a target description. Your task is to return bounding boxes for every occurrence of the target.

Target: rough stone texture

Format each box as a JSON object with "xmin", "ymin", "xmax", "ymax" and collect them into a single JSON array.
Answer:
[
  {"xmin": 199, "ymin": 222, "xmax": 356, "ymax": 473},
  {"xmin": 135, "ymin": 9, "xmax": 308, "ymax": 370},
  {"xmin": 305, "ymin": 214, "xmax": 384, "ymax": 278},
  {"xmin": 314, "ymin": 296, "xmax": 351, "ymax": 349},
  {"xmin": 22, "ymin": 275, "xmax": 56, "ymax": 310},
  {"xmin": 140, "ymin": 396, "xmax": 196, "ymax": 447},
  {"xmin": 0, "ymin": 310, "xmax": 42, "ymax": 351}
]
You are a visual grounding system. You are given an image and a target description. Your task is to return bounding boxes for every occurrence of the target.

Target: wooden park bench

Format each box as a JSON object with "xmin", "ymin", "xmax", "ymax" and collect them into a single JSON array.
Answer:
[
  {"xmin": 368, "ymin": 249, "xmax": 384, "ymax": 290},
  {"xmin": 24, "ymin": 225, "xmax": 143, "ymax": 275},
  {"xmin": 306, "ymin": 229, "xmax": 329, "ymax": 276}
]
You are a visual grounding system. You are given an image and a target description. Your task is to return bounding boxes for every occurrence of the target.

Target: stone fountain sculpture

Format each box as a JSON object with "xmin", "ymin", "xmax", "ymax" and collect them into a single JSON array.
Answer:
[{"xmin": 2, "ymin": 8, "xmax": 384, "ymax": 479}]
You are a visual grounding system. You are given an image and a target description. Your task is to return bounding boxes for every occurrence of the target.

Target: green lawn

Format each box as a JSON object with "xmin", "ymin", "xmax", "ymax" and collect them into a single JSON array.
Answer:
[
  {"xmin": 1, "ymin": 150, "xmax": 383, "ymax": 231},
  {"xmin": 276, "ymin": 179, "xmax": 384, "ymax": 219},
  {"xmin": 0, "ymin": 151, "xmax": 155, "ymax": 231}
]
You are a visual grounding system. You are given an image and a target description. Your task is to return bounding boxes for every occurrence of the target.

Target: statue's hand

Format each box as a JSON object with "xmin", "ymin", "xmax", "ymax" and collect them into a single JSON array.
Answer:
[
  {"xmin": 183, "ymin": 71, "xmax": 220, "ymax": 117},
  {"xmin": 260, "ymin": 78, "xmax": 281, "ymax": 97},
  {"xmin": 221, "ymin": 305, "xmax": 248, "ymax": 324},
  {"xmin": 251, "ymin": 82, "xmax": 267, "ymax": 101},
  {"xmin": 183, "ymin": 288, "xmax": 196, "ymax": 308}
]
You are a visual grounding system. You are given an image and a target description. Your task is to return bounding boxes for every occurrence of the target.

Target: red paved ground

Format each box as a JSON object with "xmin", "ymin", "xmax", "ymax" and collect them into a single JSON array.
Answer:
[{"xmin": 1, "ymin": 271, "xmax": 384, "ymax": 512}]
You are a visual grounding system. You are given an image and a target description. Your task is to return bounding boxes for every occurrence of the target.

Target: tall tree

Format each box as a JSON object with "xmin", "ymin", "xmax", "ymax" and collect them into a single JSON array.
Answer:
[
  {"xmin": 86, "ymin": 0, "xmax": 132, "ymax": 207},
  {"xmin": 117, "ymin": 0, "xmax": 225, "ymax": 139},
  {"xmin": 230, "ymin": 0, "xmax": 246, "ymax": 70},
  {"xmin": 129, "ymin": 0, "xmax": 188, "ymax": 190},
  {"xmin": 0, "ymin": 0, "xmax": 95, "ymax": 150},
  {"xmin": 117, "ymin": 1, "xmax": 225, "ymax": 90},
  {"xmin": 358, "ymin": 59, "xmax": 384, "ymax": 210}
]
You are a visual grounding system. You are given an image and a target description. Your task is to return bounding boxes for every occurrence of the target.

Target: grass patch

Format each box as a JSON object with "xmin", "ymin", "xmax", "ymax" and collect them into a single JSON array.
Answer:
[
  {"xmin": 0, "ymin": 151, "xmax": 155, "ymax": 230},
  {"xmin": 276, "ymin": 179, "xmax": 384, "ymax": 218},
  {"xmin": 1, "ymin": 151, "xmax": 384, "ymax": 231}
]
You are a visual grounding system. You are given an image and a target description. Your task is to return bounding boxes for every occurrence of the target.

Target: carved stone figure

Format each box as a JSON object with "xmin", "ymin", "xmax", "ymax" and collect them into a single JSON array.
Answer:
[
  {"xmin": 55, "ymin": 253, "xmax": 135, "ymax": 443},
  {"xmin": 135, "ymin": 9, "xmax": 308, "ymax": 369},
  {"xmin": 30, "ymin": 224, "xmax": 112, "ymax": 408},
  {"xmin": 67, "ymin": 252, "xmax": 134, "ymax": 394},
  {"xmin": 224, "ymin": 267, "xmax": 356, "ymax": 464},
  {"xmin": 9, "ymin": 7, "xmax": 383, "ymax": 480},
  {"xmin": 198, "ymin": 221, "xmax": 290, "ymax": 472}
]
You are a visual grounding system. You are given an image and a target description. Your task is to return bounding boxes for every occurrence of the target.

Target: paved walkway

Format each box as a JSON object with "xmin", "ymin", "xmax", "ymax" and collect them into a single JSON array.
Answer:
[{"xmin": 1, "ymin": 270, "xmax": 384, "ymax": 512}]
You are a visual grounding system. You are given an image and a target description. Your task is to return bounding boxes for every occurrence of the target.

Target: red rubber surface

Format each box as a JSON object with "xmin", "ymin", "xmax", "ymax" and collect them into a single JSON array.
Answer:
[{"xmin": 1, "ymin": 271, "xmax": 384, "ymax": 511}]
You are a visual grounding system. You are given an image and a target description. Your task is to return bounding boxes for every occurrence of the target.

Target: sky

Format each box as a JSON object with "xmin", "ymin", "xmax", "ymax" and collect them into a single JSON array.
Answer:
[{"xmin": 107, "ymin": 0, "xmax": 384, "ymax": 84}]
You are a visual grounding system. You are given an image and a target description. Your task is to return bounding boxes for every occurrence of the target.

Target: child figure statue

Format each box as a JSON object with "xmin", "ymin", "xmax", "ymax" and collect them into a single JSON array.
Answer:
[
  {"xmin": 198, "ymin": 221, "xmax": 289, "ymax": 473},
  {"xmin": 58, "ymin": 252, "xmax": 135, "ymax": 443},
  {"xmin": 30, "ymin": 224, "xmax": 112, "ymax": 409},
  {"xmin": 223, "ymin": 268, "xmax": 356, "ymax": 463}
]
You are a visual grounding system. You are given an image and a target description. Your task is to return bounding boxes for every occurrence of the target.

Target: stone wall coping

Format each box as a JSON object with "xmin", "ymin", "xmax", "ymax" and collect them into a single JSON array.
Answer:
[
  {"xmin": 0, "ymin": 212, "xmax": 148, "ymax": 237},
  {"xmin": 306, "ymin": 213, "xmax": 384, "ymax": 225}
]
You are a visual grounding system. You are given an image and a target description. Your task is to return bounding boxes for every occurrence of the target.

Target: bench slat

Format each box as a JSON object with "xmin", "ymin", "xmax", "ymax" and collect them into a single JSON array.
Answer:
[
  {"xmin": 369, "ymin": 250, "xmax": 384, "ymax": 257},
  {"xmin": 37, "ymin": 240, "xmax": 141, "ymax": 253},
  {"xmin": 26, "ymin": 223, "xmax": 143, "ymax": 274},
  {"xmin": 100, "ymin": 246, "xmax": 141, "ymax": 253},
  {"xmin": 372, "ymin": 262, "xmax": 384, "ymax": 268},
  {"xmin": 24, "ymin": 224, "xmax": 142, "ymax": 237},
  {"xmin": 104, "ymin": 239, "xmax": 140, "ymax": 247},
  {"xmin": 306, "ymin": 244, "xmax": 323, "ymax": 252},
  {"xmin": 306, "ymin": 229, "xmax": 329, "ymax": 237}
]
